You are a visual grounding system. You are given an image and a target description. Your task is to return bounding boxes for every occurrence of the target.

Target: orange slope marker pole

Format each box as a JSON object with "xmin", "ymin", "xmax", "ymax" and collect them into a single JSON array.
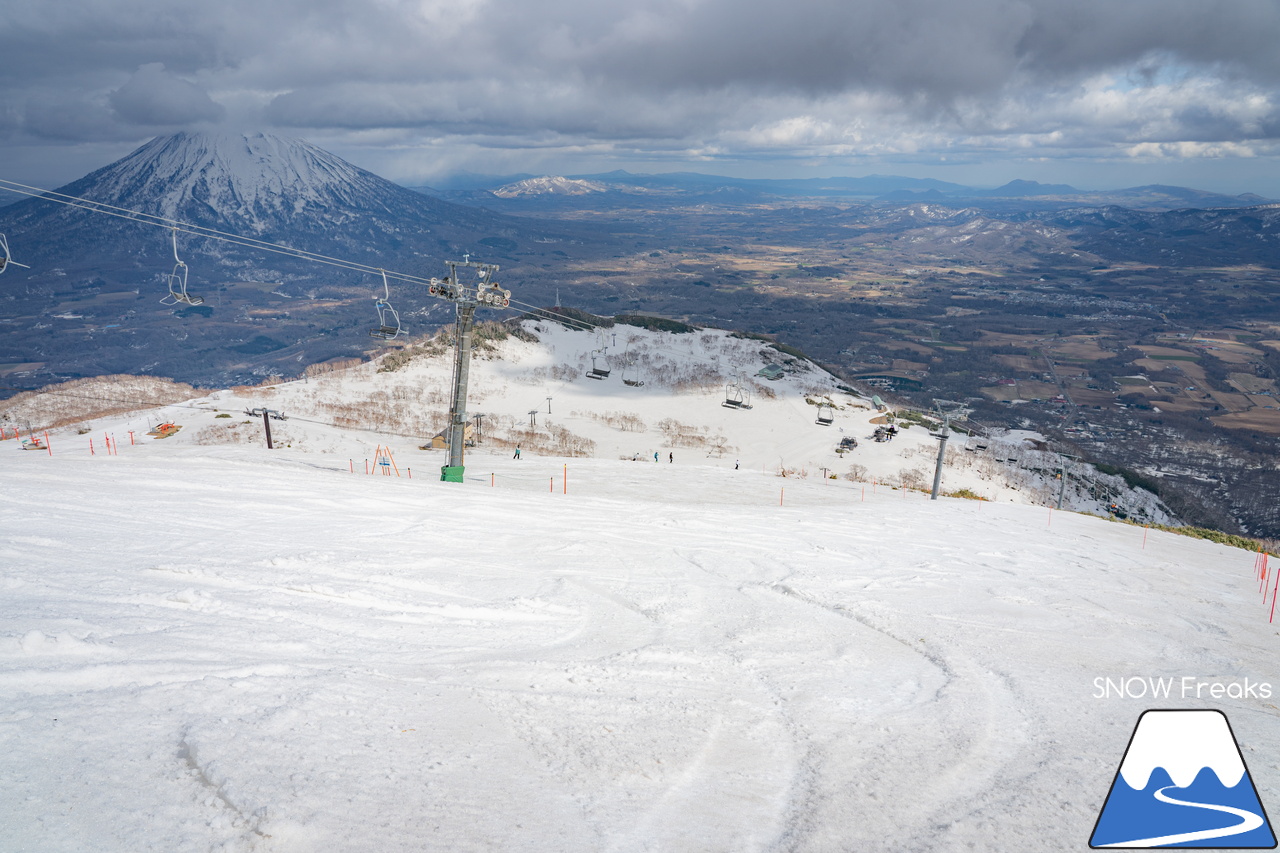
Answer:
[{"xmin": 1264, "ymin": 558, "xmax": 1274, "ymax": 617}]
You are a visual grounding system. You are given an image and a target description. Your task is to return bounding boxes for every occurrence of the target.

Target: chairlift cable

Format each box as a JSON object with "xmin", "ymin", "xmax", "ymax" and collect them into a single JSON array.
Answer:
[
  {"xmin": 2, "ymin": 176, "xmax": 779, "ymax": 374},
  {"xmin": 0, "ymin": 178, "xmax": 444, "ymax": 288},
  {"xmin": 0, "ymin": 178, "xmax": 399, "ymax": 277},
  {"xmin": 0, "ymin": 179, "xmax": 811, "ymax": 386},
  {"xmin": 0, "ymin": 176, "xmax": 858, "ymax": 404}
]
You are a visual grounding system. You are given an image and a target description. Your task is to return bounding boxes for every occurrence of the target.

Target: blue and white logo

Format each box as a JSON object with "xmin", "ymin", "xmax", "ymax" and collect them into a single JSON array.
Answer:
[{"xmin": 1091, "ymin": 710, "xmax": 1276, "ymax": 848}]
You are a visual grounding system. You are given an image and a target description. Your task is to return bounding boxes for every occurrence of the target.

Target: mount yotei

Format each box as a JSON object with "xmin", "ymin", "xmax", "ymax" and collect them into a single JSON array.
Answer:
[{"xmin": 0, "ymin": 132, "xmax": 586, "ymax": 388}]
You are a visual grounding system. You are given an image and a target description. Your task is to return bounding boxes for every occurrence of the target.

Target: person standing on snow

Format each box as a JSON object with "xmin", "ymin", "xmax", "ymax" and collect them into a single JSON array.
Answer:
[
  {"xmin": 653, "ymin": 451, "xmax": 659, "ymax": 463},
  {"xmin": 668, "ymin": 453, "xmax": 673, "ymax": 464},
  {"xmin": 513, "ymin": 444, "xmax": 521, "ymax": 460}
]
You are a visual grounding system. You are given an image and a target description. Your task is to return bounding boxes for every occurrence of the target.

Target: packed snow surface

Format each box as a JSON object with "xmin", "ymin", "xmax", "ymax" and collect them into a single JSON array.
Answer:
[{"xmin": 1, "ymin": 324, "xmax": 1273, "ymax": 852}]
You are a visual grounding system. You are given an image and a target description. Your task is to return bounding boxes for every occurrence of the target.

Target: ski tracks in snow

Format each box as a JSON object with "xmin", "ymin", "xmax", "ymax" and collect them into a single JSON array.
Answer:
[{"xmin": 4, "ymin": 455, "xmax": 1273, "ymax": 852}]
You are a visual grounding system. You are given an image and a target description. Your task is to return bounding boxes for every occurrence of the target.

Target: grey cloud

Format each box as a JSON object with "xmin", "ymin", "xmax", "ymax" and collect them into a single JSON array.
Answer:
[
  {"xmin": 1014, "ymin": 0, "xmax": 1280, "ymax": 80},
  {"xmin": 530, "ymin": 0, "xmax": 1035, "ymax": 99},
  {"xmin": 522, "ymin": 0, "xmax": 1280, "ymax": 99},
  {"xmin": 265, "ymin": 80, "xmax": 723, "ymax": 142},
  {"xmin": 266, "ymin": 85, "xmax": 458, "ymax": 130},
  {"xmin": 4, "ymin": 0, "xmax": 1280, "ymax": 190},
  {"xmin": 24, "ymin": 92, "xmax": 120, "ymax": 142},
  {"xmin": 10, "ymin": 0, "xmax": 1280, "ymax": 110},
  {"xmin": 109, "ymin": 63, "xmax": 224, "ymax": 125},
  {"xmin": 0, "ymin": 3, "xmax": 220, "ymax": 84},
  {"xmin": 1171, "ymin": 103, "xmax": 1280, "ymax": 144}
]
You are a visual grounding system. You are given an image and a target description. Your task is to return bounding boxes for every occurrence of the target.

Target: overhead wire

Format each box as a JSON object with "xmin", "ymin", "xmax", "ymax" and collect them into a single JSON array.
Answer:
[
  {"xmin": 0, "ymin": 178, "xmax": 443, "ymax": 288},
  {"xmin": 0, "ymin": 175, "xmax": 826, "ymax": 407},
  {"xmin": 3, "ymin": 176, "xmax": 725, "ymax": 347},
  {"xmin": 2, "ymin": 174, "xmax": 761, "ymax": 366}
]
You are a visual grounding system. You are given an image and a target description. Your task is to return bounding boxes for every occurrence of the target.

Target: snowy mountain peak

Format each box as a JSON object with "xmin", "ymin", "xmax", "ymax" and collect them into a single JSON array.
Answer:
[
  {"xmin": 72, "ymin": 131, "xmax": 396, "ymax": 231},
  {"xmin": 493, "ymin": 176, "xmax": 607, "ymax": 198}
]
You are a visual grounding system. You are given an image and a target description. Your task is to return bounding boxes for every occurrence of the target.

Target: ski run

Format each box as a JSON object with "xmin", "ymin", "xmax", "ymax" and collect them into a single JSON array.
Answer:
[{"xmin": 1, "ymin": 319, "xmax": 1274, "ymax": 852}]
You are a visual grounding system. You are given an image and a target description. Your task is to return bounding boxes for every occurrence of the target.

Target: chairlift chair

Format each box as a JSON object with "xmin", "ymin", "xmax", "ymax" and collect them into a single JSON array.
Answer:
[
  {"xmin": 160, "ymin": 228, "xmax": 203, "ymax": 306},
  {"xmin": 620, "ymin": 347, "xmax": 644, "ymax": 386},
  {"xmin": 587, "ymin": 351, "xmax": 610, "ymax": 380},
  {"xmin": 369, "ymin": 270, "xmax": 403, "ymax": 340},
  {"xmin": 816, "ymin": 403, "xmax": 834, "ymax": 425},
  {"xmin": 0, "ymin": 234, "xmax": 30, "ymax": 275},
  {"xmin": 722, "ymin": 377, "xmax": 752, "ymax": 409}
]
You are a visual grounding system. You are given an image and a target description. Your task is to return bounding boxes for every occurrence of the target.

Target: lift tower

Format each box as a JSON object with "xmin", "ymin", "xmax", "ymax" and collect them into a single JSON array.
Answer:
[
  {"xmin": 929, "ymin": 400, "xmax": 971, "ymax": 501},
  {"xmin": 428, "ymin": 257, "xmax": 509, "ymax": 482}
]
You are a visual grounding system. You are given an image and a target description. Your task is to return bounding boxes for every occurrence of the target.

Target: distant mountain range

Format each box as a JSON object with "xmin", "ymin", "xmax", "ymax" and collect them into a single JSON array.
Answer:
[
  {"xmin": 1, "ymin": 131, "xmax": 1277, "ymax": 393},
  {"xmin": 420, "ymin": 171, "xmax": 1273, "ymax": 211}
]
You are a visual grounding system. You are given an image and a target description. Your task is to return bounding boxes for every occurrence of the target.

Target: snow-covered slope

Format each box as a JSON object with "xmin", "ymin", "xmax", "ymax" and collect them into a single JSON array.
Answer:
[
  {"xmin": 42, "ymin": 317, "xmax": 1158, "ymax": 518},
  {"xmin": 2, "ymin": 378, "xmax": 1274, "ymax": 851}
]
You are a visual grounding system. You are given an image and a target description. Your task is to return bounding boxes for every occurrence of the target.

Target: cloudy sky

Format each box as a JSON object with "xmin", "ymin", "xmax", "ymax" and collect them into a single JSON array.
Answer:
[{"xmin": 3, "ymin": 0, "xmax": 1280, "ymax": 194}]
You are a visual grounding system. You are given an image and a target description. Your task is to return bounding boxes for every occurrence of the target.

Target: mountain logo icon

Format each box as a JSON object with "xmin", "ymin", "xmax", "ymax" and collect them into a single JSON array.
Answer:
[{"xmin": 1091, "ymin": 709, "xmax": 1276, "ymax": 848}]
